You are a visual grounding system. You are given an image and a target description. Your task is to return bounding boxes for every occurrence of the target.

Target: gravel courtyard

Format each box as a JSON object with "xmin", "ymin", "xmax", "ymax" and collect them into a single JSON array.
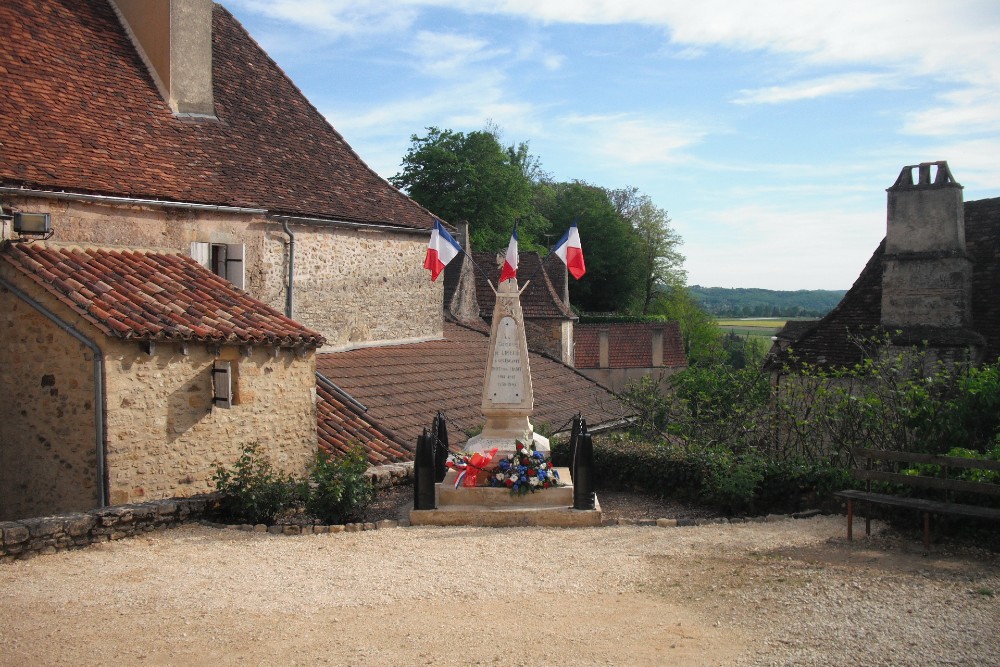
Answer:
[{"xmin": 2, "ymin": 515, "xmax": 998, "ymax": 666}]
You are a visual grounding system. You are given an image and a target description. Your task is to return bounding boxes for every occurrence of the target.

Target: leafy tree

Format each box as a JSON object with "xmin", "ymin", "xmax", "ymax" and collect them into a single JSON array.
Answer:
[
  {"xmin": 608, "ymin": 187, "xmax": 685, "ymax": 313},
  {"xmin": 390, "ymin": 126, "xmax": 546, "ymax": 253},
  {"xmin": 538, "ymin": 181, "xmax": 643, "ymax": 312},
  {"xmin": 648, "ymin": 285, "xmax": 725, "ymax": 365}
]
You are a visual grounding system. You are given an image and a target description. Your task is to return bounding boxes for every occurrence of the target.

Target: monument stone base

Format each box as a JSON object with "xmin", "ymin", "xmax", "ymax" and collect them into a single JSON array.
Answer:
[
  {"xmin": 464, "ymin": 431, "xmax": 550, "ymax": 459},
  {"xmin": 409, "ymin": 468, "xmax": 602, "ymax": 528}
]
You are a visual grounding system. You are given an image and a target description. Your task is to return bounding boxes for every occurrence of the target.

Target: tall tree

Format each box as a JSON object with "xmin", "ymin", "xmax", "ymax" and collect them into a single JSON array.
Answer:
[
  {"xmin": 390, "ymin": 127, "xmax": 546, "ymax": 253},
  {"xmin": 607, "ymin": 188, "xmax": 686, "ymax": 313},
  {"xmin": 539, "ymin": 182, "xmax": 643, "ymax": 312},
  {"xmin": 649, "ymin": 286, "xmax": 724, "ymax": 365}
]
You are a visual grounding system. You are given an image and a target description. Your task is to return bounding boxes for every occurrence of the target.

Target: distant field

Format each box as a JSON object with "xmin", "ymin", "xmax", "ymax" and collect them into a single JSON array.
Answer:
[{"xmin": 716, "ymin": 318, "xmax": 786, "ymax": 339}]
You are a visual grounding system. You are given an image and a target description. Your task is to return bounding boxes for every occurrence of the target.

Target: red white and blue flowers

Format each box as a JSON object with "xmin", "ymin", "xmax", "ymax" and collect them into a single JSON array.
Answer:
[{"xmin": 491, "ymin": 441, "xmax": 560, "ymax": 495}]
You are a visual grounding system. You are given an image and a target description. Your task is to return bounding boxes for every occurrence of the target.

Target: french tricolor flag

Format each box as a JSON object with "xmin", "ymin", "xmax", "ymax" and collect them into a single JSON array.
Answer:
[
  {"xmin": 553, "ymin": 221, "xmax": 586, "ymax": 279},
  {"xmin": 498, "ymin": 224, "xmax": 519, "ymax": 283},
  {"xmin": 423, "ymin": 219, "xmax": 463, "ymax": 281}
]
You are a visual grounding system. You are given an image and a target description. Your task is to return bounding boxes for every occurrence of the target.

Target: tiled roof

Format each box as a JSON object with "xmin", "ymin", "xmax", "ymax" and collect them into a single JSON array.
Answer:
[
  {"xmin": 0, "ymin": 242, "xmax": 325, "ymax": 348},
  {"xmin": 768, "ymin": 196, "xmax": 1000, "ymax": 369},
  {"xmin": 316, "ymin": 321, "xmax": 631, "ymax": 451},
  {"xmin": 316, "ymin": 374, "xmax": 415, "ymax": 465},
  {"xmin": 575, "ymin": 322, "xmax": 687, "ymax": 369},
  {"xmin": 471, "ymin": 251, "xmax": 574, "ymax": 320},
  {"xmin": 0, "ymin": 0, "xmax": 436, "ymax": 231}
]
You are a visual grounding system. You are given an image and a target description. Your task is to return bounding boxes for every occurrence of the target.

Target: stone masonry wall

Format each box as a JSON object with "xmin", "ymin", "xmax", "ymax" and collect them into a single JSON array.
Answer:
[
  {"xmin": 0, "ymin": 495, "xmax": 216, "ymax": 562},
  {"xmin": 257, "ymin": 224, "xmax": 441, "ymax": 350},
  {"xmin": 0, "ymin": 278, "xmax": 99, "ymax": 520},
  {"xmin": 0, "ymin": 261, "xmax": 318, "ymax": 516},
  {"xmin": 103, "ymin": 341, "xmax": 318, "ymax": 506},
  {"xmin": 0, "ymin": 465, "xmax": 414, "ymax": 561},
  {"xmin": 4, "ymin": 196, "xmax": 442, "ymax": 348}
]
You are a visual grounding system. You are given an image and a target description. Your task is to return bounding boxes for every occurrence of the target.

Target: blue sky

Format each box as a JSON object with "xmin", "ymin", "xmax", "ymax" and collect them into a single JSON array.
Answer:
[{"xmin": 226, "ymin": 1, "xmax": 1000, "ymax": 290}]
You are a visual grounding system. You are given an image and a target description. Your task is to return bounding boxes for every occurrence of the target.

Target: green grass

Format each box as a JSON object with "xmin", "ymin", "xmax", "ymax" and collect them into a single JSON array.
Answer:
[{"xmin": 716, "ymin": 319, "xmax": 786, "ymax": 339}]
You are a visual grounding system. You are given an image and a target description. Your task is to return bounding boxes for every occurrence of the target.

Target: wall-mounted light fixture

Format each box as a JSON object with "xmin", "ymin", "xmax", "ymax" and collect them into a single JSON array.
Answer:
[{"xmin": 13, "ymin": 212, "xmax": 52, "ymax": 239}]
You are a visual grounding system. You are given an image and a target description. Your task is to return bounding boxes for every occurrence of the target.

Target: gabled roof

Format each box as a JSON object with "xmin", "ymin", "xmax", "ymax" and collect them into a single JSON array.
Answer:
[
  {"xmin": 315, "ymin": 321, "xmax": 631, "ymax": 451},
  {"xmin": 575, "ymin": 322, "xmax": 687, "ymax": 369},
  {"xmin": 0, "ymin": 242, "xmax": 324, "ymax": 348},
  {"xmin": 768, "ymin": 196, "xmax": 1000, "ymax": 370},
  {"xmin": 0, "ymin": 0, "xmax": 435, "ymax": 230},
  {"xmin": 471, "ymin": 251, "xmax": 575, "ymax": 320},
  {"xmin": 316, "ymin": 374, "xmax": 415, "ymax": 465}
]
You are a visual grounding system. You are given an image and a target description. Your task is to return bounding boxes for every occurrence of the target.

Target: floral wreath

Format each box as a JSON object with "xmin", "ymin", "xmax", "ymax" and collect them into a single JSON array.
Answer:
[{"xmin": 491, "ymin": 441, "xmax": 560, "ymax": 494}]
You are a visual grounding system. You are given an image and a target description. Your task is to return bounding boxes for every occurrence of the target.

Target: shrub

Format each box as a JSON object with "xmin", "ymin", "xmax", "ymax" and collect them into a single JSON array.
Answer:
[
  {"xmin": 212, "ymin": 443, "xmax": 305, "ymax": 525},
  {"xmin": 553, "ymin": 432, "xmax": 852, "ymax": 515},
  {"xmin": 213, "ymin": 444, "xmax": 375, "ymax": 525},
  {"xmin": 305, "ymin": 447, "xmax": 373, "ymax": 524}
]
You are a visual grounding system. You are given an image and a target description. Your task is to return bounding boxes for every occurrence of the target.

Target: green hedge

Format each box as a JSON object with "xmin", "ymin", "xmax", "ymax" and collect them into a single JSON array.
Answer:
[{"xmin": 553, "ymin": 434, "xmax": 853, "ymax": 515}]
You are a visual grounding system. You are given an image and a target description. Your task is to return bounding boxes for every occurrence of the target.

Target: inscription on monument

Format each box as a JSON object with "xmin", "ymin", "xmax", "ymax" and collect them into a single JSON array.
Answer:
[{"xmin": 487, "ymin": 317, "xmax": 524, "ymax": 404}]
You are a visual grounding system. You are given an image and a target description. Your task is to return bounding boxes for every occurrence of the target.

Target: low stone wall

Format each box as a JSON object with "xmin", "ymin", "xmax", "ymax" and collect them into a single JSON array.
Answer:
[
  {"xmin": 1, "ymin": 465, "xmax": 414, "ymax": 562},
  {"xmin": 0, "ymin": 494, "xmax": 218, "ymax": 562},
  {"xmin": 367, "ymin": 462, "xmax": 413, "ymax": 490}
]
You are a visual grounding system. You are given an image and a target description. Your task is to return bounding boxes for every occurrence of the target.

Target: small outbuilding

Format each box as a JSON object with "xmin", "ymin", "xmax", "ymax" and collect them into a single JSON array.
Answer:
[{"xmin": 0, "ymin": 242, "xmax": 325, "ymax": 521}]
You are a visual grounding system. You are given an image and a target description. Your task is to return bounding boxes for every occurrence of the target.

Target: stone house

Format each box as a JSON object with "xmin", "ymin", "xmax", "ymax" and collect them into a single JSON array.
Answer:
[
  {"xmin": 0, "ymin": 0, "xmax": 440, "ymax": 518},
  {"xmin": 0, "ymin": 0, "xmax": 442, "ymax": 352},
  {"xmin": 0, "ymin": 242, "xmax": 324, "ymax": 520},
  {"xmin": 0, "ymin": 0, "xmax": 635, "ymax": 521},
  {"xmin": 766, "ymin": 161, "xmax": 1000, "ymax": 372}
]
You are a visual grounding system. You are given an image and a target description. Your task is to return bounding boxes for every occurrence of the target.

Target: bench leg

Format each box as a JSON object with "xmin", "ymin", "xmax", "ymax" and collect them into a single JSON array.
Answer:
[
  {"xmin": 865, "ymin": 500, "xmax": 871, "ymax": 536},
  {"xmin": 923, "ymin": 512, "xmax": 931, "ymax": 551},
  {"xmin": 846, "ymin": 499, "xmax": 854, "ymax": 541}
]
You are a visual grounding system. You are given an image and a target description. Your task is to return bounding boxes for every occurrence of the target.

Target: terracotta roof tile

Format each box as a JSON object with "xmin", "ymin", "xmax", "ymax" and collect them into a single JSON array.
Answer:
[
  {"xmin": 575, "ymin": 322, "xmax": 687, "ymax": 369},
  {"xmin": 471, "ymin": 252, "xmax": 574, "ymax": 320},
  {"xmin": 316, "ymin": 322, "xmax": 631, "ymax": 452},
  {"xmin": 0, "ymin": 242, "xmax": 324, "ymax": 348},
  {"xmin": 768, "ymin": 196, "xmax": 1000, "ymax": 369},
  {"xmin": 316, "ymin": 374, "xmax": 414, "ymax": 465},
  {"xmin": 0, "ymin": 0, "xmax": 437, "ymax": 231}
]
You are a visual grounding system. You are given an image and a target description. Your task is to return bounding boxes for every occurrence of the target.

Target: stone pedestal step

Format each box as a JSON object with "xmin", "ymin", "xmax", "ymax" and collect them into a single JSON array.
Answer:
[
  {"xmin": 410, "ymin": 500, "xmax": 602, "ymax": 528},
  {"xmin": 412, "ymin": 467, "xmax": 601, "ymax": 527},
  {"xmin": 437, "ymin": 468, "xmax": 573, "ymax": 508}
]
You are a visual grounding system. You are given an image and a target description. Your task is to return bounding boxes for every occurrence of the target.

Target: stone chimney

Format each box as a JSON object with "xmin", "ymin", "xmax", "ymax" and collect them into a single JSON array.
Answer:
[
  {"xmin": 110, "ymin": 0, "xmax": 215, "ymax": 116},
  {"xmin": 444, "ymin": 221, "xmax": 481, "ymax": 323},
  {"xmin": 882, "ymin": 161, "xmax": 969, "ymax": 331},
  {"xmin": 598, "ymin": 329, "xmax": 610, "ymax": 369},
  {"xmin": 651, "ymin": 326, "xmax": 664, "ymax": 367}
]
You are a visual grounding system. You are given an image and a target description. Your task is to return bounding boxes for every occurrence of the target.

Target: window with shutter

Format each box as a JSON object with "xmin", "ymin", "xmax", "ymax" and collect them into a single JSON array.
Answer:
[
  {"xmin": 212, "ymin": 361, "xmax": 233, "ymax": 409},
  {"xmin": 190, "ymin": 241, "xmax": 244, "ymax": 289}
]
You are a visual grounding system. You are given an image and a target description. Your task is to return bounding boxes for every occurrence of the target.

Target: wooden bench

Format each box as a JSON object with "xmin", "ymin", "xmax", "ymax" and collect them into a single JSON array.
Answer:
[{"xmin": 834, "ymin": 447, "xmax": 1000, "ymax": 550}]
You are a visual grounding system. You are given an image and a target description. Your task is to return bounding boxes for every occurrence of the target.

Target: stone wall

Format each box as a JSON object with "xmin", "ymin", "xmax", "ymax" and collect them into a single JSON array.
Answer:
[
  {"xmin": 257, "ymin": 224, "xmax": 441, "ymax": 351},
  {"xmin": 524, "ymin": 318, "xmax": 573, "ymax": 365},
  {"xmin": 577, "ymin": 367, "xmax": 682, "ymax": 395},
  {"xmin": 0, "ymin": 280, "xmax": 100, "ymax": 520},
  {"xmin": 0, "ymin": 495, "xmax": 216, "ymax": 562},
  {"xmin": 0, "ymin": 464, "xmax": 413, "ymax": 561},
  {"xmin": 3, "ymin": 195, "xmax": 442, "ymax": 348},
  {"xmin": 0, "ymin": 261, "xmax": 319, "ymax": 517},
  {"xmin": 103, "ymin": 341, "xmax": 318, "ymax": 506}
]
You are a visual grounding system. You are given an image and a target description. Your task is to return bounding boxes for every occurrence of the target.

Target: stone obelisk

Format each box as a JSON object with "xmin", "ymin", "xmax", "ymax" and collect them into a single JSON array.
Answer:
[{"xmin": 465, "ymin": 277, "xmax": 549, "ymax": 457}]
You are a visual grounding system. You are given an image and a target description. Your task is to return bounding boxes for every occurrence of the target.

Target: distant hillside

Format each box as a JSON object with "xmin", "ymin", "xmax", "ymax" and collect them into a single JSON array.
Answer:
[{"xmin": 688, "ymin": 286, "xmax": 846, "ymax": 318}]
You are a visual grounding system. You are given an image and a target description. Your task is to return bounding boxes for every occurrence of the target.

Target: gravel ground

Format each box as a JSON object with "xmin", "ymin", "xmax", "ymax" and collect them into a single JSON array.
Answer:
[{"xmin": 2, "ymin": 499, "xmax": 997, "ymax": 667}]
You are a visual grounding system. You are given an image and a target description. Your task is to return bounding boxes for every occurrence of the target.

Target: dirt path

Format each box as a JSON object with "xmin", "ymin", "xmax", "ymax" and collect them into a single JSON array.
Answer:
[{"xmin": 2, "ymin": 516, "xmax": 998, "ymax": 666}]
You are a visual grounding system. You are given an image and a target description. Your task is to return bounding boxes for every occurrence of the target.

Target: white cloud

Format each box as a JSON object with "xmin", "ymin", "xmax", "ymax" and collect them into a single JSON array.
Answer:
[
  {"xmin": 325, "ymin": 74, "xmax": 543, "ymax": 159},
  {"xmin": 733, "ymin": 72, "xmax": 897, "ymax": 105},
  {"xmin": 564, "ymin": 114, "xmax": 708, "ymax": 166},
  {"xmin": 680, "ymin": 203, "xmax": 883, "ymax": 290},
  {"xmin": 407, "ymin": 31, "xmax": 506, "ymax": 76},
  {"xmin": 903, "ymin": 87, "xmax": 1000, "ymax": 137},
  {"xmin": 228, "ymin": 0, "xmax": 416, "ymax": 37}
]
